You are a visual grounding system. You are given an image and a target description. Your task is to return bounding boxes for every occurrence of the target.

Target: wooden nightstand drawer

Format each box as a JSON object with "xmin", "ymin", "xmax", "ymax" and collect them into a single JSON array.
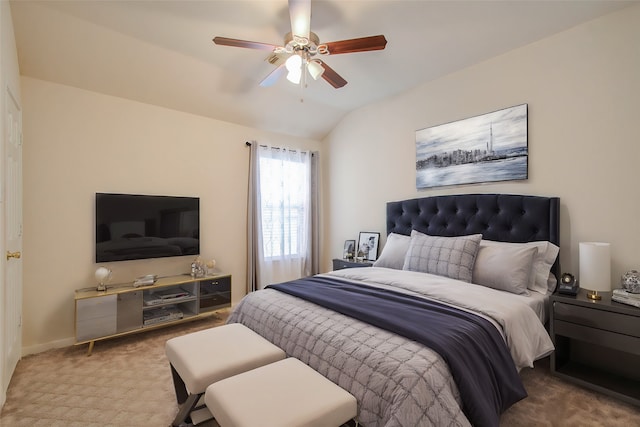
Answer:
[
  {"xmin": 553, "ymin": 319, "xmax": 640, "ymax": 356},
  {"xmin": 554, "ymin": 301, "xmax": 640, "ymax": 338}
]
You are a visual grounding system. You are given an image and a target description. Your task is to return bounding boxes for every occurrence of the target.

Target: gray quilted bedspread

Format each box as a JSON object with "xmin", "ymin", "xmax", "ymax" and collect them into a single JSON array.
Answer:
[{"xmin": 227, "ymin": 288, "xmax": 472, "ymax": 427}]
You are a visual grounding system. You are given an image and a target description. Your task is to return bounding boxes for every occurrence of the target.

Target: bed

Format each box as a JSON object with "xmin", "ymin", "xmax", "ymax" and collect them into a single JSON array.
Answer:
[{"xmin": 228, "ymin": 193, "xmax": 560, "ymax": 427}]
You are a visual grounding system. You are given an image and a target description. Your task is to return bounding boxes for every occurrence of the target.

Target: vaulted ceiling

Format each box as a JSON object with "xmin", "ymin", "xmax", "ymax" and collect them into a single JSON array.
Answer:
[{"xmin": 10, "ymin": 0, "xmax": 634, "ymax": 140}]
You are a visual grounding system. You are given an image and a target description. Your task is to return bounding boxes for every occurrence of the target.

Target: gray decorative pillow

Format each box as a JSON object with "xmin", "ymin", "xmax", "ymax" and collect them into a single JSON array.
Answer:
[
  {"xmin": 479, "ymin": 239, "xmax": 559, "ymax": 294},
  {"xmin": 402, "ymin": 231, "xmax": 482, "ymax": 282},
  {"xmin": 472, "ymin": 245, "xmax": 537, "ymax": 295},
  {"xmin": 372, "ymin": 233, "xmax": 411, "ymax": 269}
]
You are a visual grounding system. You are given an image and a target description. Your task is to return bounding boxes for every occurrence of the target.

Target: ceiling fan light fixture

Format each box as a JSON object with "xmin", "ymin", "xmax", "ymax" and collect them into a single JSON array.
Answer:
[
  {"xmin": 286, "ymin": 69, "xmax": 302, "ymax": 84},
  {"xmin": 212, "ymin": 2, "xmax": 386, "ymax": 89},
  {"xmin": 285, "ymin": 53, "xmax": 302, "ymax": 72},
  {"xmin": 307, "ymin": 60, "xmax": 324, "ymax": 80}
]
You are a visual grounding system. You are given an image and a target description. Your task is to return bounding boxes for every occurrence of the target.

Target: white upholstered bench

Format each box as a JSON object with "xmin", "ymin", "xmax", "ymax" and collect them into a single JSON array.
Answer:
[
  {"xmin": 165, "ymin": 323, "xmax": 286, "ymax": 426},
  {"xmin": 205, "ymin": 357, "xmax": 358, "ymax": 427}
]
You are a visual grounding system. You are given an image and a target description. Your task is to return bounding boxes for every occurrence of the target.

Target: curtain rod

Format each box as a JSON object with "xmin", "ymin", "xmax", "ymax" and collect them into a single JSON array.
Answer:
[{"xmin": 245, "ymin": 141, "xmax": 315, "ymax": 156}]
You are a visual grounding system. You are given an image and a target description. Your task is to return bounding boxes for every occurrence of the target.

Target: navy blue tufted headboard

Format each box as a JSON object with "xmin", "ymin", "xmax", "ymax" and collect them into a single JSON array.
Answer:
[{"xmin": 386, "ymin": 193, "xmax": 560, "ymax": 274}]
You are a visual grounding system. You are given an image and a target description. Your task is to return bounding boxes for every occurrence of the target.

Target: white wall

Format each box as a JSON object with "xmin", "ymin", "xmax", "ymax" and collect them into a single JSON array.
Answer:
[
  {"xmin": 21, "ymin": 77, "xmax": 321, "ymax": 354},
  {"xmin": 323, "ymin": 5, "xmax": 640, "ymax": 284}
]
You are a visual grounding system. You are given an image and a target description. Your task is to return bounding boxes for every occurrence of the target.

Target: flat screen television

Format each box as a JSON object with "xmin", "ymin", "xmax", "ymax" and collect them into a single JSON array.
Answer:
[{"xmin": 96, "ymin": 193, "xmax": 200, "ymax": 263}]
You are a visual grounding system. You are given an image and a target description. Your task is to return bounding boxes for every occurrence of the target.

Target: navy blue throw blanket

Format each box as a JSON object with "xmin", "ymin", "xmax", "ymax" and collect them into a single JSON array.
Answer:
[{"xmin": 267, "ymin": 276, "xmax": 527, "ymax": 427}]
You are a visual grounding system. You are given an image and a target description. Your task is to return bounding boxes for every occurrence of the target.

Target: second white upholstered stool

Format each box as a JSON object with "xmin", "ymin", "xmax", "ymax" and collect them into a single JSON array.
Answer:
[
  {"xmin": 205, "ymin": 357, "xmax": 358, "ymax": 427},
  {"xmin": 165, "ymin": 323, "xmax": 286, "ymax": 426}
]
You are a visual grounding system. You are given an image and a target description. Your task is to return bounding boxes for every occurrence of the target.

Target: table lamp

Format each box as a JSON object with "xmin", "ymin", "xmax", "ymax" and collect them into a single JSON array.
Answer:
[
  {"xmin": 579, "ymin": 242, "xmax": 611, "ymax": 300},
  {"xmin": 95, "ymin": 266, "xmax": 112, "ymax": 291}
]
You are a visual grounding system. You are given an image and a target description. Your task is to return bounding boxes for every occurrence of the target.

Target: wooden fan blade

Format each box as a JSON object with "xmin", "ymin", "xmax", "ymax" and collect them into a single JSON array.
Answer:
[
  {"xmin": 323, "ymin": 35, "xmax": 387, "ymax": 55},
  {"xmin": 289, "ymin": 0, "xmax": 311, "ymax": 39},
  {"xmin": 318, "ymin": 61, "xmax": 347, "ymax": 89},
  {"xmin": 213, "ymin": 37, "xmax": 279, "ymax": 51},
  {"xmin": 259, "ymin": 64, "xmax": 286, "ymax": 87}
]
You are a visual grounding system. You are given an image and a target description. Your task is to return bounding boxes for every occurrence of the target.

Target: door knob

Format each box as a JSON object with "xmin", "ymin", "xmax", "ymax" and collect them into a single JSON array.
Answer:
[{"xmin": 6, "ymin": 251, "xmax": 21, "ymax": 260}]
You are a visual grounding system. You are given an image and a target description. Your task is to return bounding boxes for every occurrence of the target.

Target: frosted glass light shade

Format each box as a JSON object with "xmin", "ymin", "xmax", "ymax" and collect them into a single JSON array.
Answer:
[
  {"xmin": 286, "ymin": 69, "xmax": 301, "ymax": 84},
  {"xmin": 579, "ymin": 242, "xmax": 611, "ymax": 299},
  {"xmin": 285, "ymin": 53, "xmax": 302, "ymax": 84},
  {"xmin": 285, "ymin": 54, "xmax": 302, "ymax": 72},
  {"xmin": 307, "ymin": 60, "xmax": 324, "ymax": 80}
]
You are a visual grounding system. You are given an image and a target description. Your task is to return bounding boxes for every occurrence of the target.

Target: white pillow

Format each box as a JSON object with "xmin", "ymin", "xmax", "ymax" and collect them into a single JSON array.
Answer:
[
  {"xmin": 547, "ymin": 273, "xmax": 558, "ymax": 293},
  {"xmin": 372, "ymin": 233, "xmax": 411, "ymax": 269},
  {"xmin": 479, "ymin": 240, "xmax": 559, "ymax": 294},
  {"xmin": 402, "ymin": 231, "xmax": 482, "ymax": 282},
  {"xmin": 472, "ymin": 245, "xmax": 536, "ymax": 295}
]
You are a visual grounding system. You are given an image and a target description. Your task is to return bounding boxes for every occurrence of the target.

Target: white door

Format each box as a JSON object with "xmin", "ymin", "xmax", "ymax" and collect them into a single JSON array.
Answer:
[{"xmin": 2, "ymin": 87, "xmax": 22, "ymax": 394}]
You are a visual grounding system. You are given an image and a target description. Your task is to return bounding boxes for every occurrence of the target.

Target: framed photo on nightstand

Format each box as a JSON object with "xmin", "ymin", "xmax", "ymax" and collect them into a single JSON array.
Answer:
[
  {"xmin": 343, "ymin": 240, "xmax": 356, "ymax": 259},
  {"xmin": 357, "ymin": 232, "xmax": 380, "ymax": 261}
]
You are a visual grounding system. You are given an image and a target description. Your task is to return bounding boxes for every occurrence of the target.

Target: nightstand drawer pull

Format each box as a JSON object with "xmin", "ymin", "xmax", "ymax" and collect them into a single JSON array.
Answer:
[{"xmin": 554, "ymin": 302, "xmax": 640, "ymax": 338}]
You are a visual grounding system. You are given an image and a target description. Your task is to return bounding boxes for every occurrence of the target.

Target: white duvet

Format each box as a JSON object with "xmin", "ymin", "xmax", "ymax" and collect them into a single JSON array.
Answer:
[{"xmin": 325, "ymin": 267, "xmax": 554, "ymax": 371}]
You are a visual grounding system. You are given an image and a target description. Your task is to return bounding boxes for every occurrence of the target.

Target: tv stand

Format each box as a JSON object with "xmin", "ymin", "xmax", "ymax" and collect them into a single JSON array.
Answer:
[{"xmin": 74, "ymin": 273, "xmax": 231, "ymax": 355}]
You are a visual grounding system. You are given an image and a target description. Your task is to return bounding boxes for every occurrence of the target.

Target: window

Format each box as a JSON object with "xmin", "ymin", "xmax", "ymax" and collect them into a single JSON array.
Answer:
[{"xmin": 258, "ymin": 150, "xmax": 310, "ymax": 259}]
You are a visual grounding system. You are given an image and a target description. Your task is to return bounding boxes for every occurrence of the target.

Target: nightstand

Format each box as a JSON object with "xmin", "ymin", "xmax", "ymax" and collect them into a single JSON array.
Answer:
[
  {"xmin": 332, "ymin": 258, "xmax": 373, "ymax": 270},
  {"xmin": 550, "ymin": 289, "xmax": 640, "ymax": 406}
]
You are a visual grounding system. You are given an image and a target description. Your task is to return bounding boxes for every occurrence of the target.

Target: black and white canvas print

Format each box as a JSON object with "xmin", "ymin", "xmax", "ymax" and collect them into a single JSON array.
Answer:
[{"xmin": 416, "ymin": 104, "xmax": 528, "ymax": 189}]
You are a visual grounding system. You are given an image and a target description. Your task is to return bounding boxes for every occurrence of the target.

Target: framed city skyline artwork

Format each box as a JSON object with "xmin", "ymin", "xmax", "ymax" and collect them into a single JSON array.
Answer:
[{"xmin": 415, "ymin": 104, "xmax": 528, "ymax": 189}]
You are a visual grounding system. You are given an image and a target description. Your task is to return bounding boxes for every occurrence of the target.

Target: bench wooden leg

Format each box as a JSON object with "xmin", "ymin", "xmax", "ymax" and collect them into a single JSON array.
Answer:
[
  {"xmin": 170, "ymin": 364, "xmax": 189, "ymax": 404},
  {"xmin": 171, "ymin": 392, "xmax": 202, "ymax": 427}
]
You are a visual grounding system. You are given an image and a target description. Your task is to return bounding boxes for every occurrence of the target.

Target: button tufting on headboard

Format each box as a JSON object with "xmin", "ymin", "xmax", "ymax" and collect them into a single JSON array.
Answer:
[{"xmin": 386, "ymin": 193, "xmax": 559, "ymax": 246}]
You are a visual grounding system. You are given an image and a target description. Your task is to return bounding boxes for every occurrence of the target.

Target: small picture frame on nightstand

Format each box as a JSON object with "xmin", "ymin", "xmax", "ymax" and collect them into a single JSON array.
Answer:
[
  {"xmin": 357, "ymin": 232, "xmax": 380, "ymax": 261},
  {"xmin": 343, "ymin": 240, "xmax": 356, "ymax": 259}
]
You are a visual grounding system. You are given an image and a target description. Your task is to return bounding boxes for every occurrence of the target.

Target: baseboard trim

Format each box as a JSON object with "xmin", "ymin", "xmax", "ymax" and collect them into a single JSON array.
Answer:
[{"xmin": 22, "ymin": 337, "xmax": 75, "ymax": 357}]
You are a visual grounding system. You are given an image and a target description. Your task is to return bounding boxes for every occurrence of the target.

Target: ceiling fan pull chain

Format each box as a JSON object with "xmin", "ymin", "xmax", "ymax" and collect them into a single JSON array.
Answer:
[{"xmin": 299, "ymin": 62, "xmax": 306, "ymax": 103}]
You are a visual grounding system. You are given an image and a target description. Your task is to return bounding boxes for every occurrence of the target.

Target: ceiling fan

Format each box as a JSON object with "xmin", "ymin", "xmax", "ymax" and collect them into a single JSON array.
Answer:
[{"xmin": 212, "ymin": 0, "xmax": 387, "ymax": 89}]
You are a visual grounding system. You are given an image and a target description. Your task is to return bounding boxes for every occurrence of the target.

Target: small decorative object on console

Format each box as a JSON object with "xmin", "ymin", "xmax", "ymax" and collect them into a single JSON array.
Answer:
[
  {"xmin": 133, "ymin": 274, "xmax": 158, "ymax": 288},
  {"xmin": 94, "ymin": 266, "xmax": 112, "ymax": 291},
  {"xmin": 612, "ymin": 288, "xmax": 640, "ymax": 308},
  {"xmin": 190, "ymin": 257, "xmax": 206, "ymax": 278},
  {"xmin": 206, "ymin": 259, "xmax": 217, "ymax": 276},
  {"xmin": 621, "ymin": 270, "xmax": 640, "ymax": 294}
]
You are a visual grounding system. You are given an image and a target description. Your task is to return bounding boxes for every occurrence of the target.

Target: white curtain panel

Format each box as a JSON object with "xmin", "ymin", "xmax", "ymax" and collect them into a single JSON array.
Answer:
[{"xmin": 248, "ymin": 143, "xmax": 316, "ymax": 290}]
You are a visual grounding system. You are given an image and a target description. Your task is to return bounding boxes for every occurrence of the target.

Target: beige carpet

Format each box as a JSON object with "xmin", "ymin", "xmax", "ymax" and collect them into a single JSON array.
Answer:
[{"xmin": 1, "ymin": 309, "xmax": 639, "ymax": 426}]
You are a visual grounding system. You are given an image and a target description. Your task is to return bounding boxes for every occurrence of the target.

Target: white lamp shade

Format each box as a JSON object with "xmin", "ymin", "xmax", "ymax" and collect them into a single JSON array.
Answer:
[{"xmin": 579, "ymin": 242, "xmax": 611, "ymax": 292}]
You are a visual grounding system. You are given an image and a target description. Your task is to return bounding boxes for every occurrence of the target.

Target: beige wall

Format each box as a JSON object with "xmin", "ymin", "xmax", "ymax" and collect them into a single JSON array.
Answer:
[
  {"xmin": 16, "ymin": 3, "xmax": 640, "ymax": 354},
  {"xmin": 21, "ymin": 77, "xmax": 321, "ymax": 354},
  {"xmin": 323, "ymin": 5, "xmax": 640, "ymax": 284}
]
